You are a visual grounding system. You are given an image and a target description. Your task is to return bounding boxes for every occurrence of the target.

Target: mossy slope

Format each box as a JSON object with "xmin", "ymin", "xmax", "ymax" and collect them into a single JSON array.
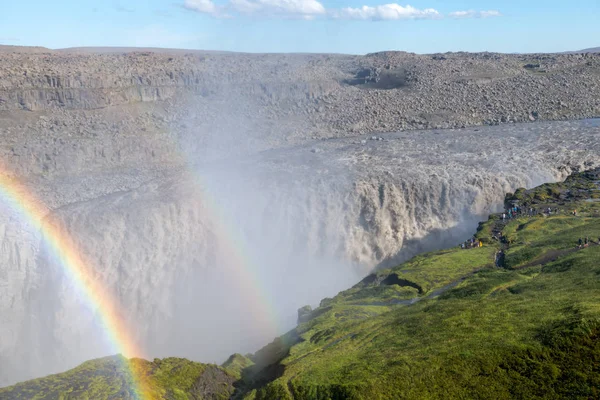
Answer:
[
  {"xmin": 240, "ymin": 168, "xmax": 600, "ymax": 399},
  {"xmin": 0, "ymin": 356, "xmax": 237, "ymax": 400}
]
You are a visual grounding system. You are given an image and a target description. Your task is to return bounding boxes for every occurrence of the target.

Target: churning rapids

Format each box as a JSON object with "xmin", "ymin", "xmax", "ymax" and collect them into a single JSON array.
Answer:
[{"xmin": 1, "ymin": 119, "xmax": 600, "ymax": 386}]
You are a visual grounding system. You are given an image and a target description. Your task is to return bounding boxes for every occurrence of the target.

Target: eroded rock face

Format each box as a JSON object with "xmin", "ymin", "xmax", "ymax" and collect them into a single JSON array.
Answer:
[{"xmin": 191, "ymin": 365, "xmax": 236, "ymax": 399}]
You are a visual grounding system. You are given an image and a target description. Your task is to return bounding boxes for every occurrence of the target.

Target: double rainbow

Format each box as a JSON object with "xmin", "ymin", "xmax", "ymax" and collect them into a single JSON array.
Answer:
[{"xmin": 1, "ymin": 161, "xmax": 282, "ymax": 398}]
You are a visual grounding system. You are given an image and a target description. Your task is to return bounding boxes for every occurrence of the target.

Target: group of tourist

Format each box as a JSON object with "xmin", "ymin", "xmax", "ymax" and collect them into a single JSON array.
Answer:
[
  {"xmin": 577, "ymin": 237, "xmax": 600, "ymax": 249},
  {"xmin": 460, "ymin": 237, "xmax": 483, "ymax": 249},
  {"xmin": 502, "ymin": 205, "xmax": 561, "ymax": 221},
  {"xmin": 501, "ymin": 206, "xmax": 520, "ymax": 220},
  {"xmin": 462, "ymin": 201, "xmax": 596, "ymax": 258},
  {"xmin": 493, "ymin": 231, "xmax": 511, "ymax": 245}
]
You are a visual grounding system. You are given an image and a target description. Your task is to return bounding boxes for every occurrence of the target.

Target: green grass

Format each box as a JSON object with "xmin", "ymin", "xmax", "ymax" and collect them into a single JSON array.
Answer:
[
  {"xmin": 502, "ymin": 215, "xmax": 600, "ymax": 269},
  {"xmin": 222, "ymin": 354, "xmax": 255, "ymax": 379},
  {"xmin": 0, "ymin": 356, "xmax": 236, "ymax": 400},
  {"xmin": 351, "ymin": 245, "xmax": 495, "ymax": 299},
  {"xmin": 389, "ymin": 246, "xmax": 495, "ymax": 293},
  {"xmin": 248, "ymin": 246, "xmax": 600, "ymax": 399}
]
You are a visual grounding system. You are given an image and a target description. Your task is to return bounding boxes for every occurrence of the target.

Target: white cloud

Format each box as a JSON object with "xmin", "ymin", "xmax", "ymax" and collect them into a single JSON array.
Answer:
[
  {"xmin": 230, "ymin": 0, "xmax": 326, "ymax": 17},
  {"xmin": 183, "ymin": 0, "xmax": 325, "ymax": 18},
  {"xmin": 449, "ymin": 10, "xmax": 502, "ymax": 19},
  {"xmin": 181, "ymin": 1, "xmax": 501, "ymax": 21},
  {"xmin": 334, "ymin": 4, "xmax": 440, "ymax": 20},
  {"xmin": 448, "ymin": 10, "xmax": 472, "ymax": 18},
  {"xmin": 183, "ymin": 0, "xmax": 218, "ymax": 15}
]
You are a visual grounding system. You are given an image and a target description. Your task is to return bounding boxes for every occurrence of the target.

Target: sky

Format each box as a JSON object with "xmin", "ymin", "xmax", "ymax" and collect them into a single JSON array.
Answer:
[{"xmin": 1, "ymin": 0, "xmax": 599, "ymax": 54}]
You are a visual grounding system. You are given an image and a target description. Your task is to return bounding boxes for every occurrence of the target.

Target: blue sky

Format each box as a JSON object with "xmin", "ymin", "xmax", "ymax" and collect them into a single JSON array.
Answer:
[{"xmin": 1, "ymin": 0, "xmax": 599, "ymax": 54}]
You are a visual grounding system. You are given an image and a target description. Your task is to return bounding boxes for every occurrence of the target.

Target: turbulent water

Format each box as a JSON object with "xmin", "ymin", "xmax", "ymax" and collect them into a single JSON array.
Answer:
[{"xmin": 1, "ymin": 119, "xmax": 600, "ymax": 386}]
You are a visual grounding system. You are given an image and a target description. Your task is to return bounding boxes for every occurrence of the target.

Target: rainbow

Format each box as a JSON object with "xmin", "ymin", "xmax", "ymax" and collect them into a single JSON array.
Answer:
[
  {"xmin": 0, "ymin": 168, "xmax": 148, "ymax": 398},
  {"xmin": 0, "ymin": 159, "xmax": 283, "ymax": 398},
  {"xmin": 190, "ymin": 173, "xmax": 283, "ymax": 338},
  {"xmin": 1, "ymin": 138, "xmax": 289, "ymax": 397}
]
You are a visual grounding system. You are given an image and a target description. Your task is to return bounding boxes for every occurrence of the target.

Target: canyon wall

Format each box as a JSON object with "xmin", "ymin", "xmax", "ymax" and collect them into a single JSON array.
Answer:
[{"xmin": 1, "ymin": 48, "xmax": 600, "ymax": 386}]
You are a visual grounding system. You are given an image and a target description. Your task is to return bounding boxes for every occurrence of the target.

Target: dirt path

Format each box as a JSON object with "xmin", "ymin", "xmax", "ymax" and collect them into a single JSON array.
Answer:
[
  {"xmin": 353, "ymin": 268, "xmax": 486, "ymax": 307},
  {"xmin": 514, "ymin": 242, "xmax": 598, "ymax": 270},
  {"xmin": 515, "ymin": 248, "xmax": 576, "ymax": 270}
]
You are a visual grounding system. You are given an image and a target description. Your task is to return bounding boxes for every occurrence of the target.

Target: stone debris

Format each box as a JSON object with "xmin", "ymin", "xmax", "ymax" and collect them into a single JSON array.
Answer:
[{"xmin": 0, "ymin": 49, "xmax": 599, "ymax": 143}]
